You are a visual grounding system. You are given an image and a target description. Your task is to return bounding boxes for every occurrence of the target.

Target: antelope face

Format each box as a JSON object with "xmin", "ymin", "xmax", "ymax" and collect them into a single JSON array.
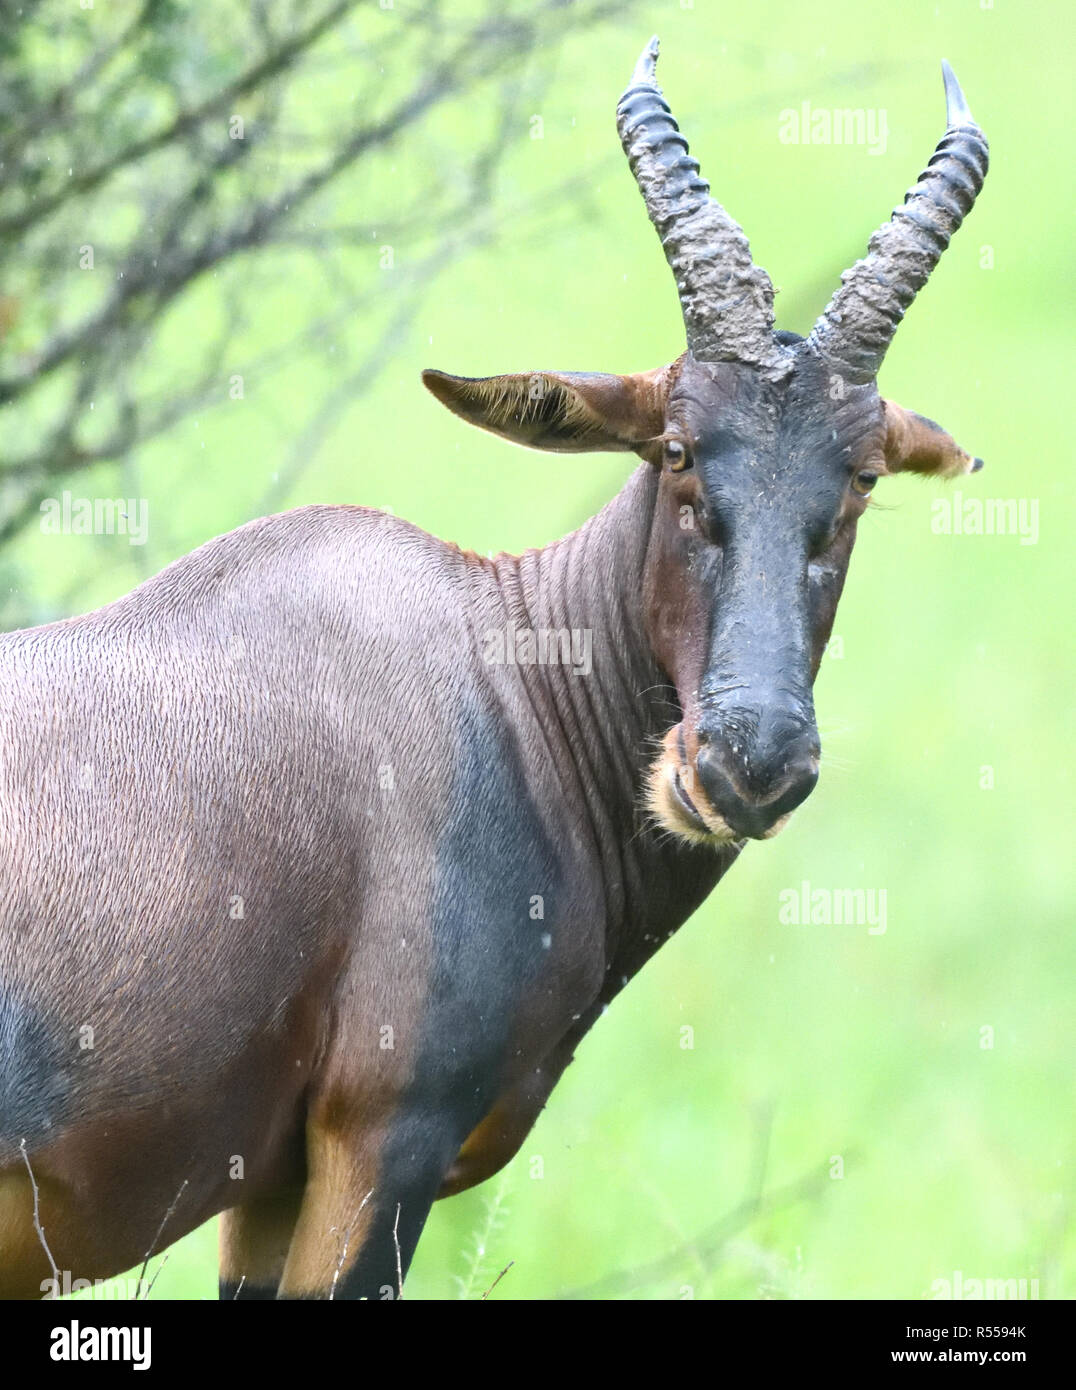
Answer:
[
  {"xmin": 641, "ymin": 349, "xmax": 856, "ymax": 843},
  {"xmin": 640, "ymin": 330, "xmax": 988, "ymax": 844}
]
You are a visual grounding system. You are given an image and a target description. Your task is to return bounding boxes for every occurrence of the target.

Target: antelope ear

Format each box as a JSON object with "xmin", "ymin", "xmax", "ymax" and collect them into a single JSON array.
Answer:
[
  {"xmin": 422, "ymin": 367, "xmax": 670, "ymax": 455},
  {"xmin": 882, "ymin": 399, "xmax": 984, "ymax": 479}
]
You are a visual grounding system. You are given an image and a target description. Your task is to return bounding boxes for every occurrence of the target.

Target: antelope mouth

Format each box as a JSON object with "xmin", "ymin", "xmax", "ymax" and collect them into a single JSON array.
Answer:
[
  {"xmin": 645, "ymin": 754, "xmax": 739, "ymax": 847},
  {"xmin": 670, "ymin": 766, "xmax": 709, "ymax": 833},
  {"xmin": 644, "ymin": 727, "xmax": 797, "ymax": 848}
]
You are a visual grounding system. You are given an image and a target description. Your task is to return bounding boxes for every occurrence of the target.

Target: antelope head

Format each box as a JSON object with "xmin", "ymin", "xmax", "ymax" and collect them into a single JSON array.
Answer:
[{"xmin": 424, "ymin": 38, "xmax": 988, "ymax": 845}]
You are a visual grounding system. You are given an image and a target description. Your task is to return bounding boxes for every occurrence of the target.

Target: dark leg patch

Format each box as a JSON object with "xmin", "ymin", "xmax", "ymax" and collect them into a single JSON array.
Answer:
[{"xmin": 0, "ymin": 989, "xmax": 73, "ymax": 1154}]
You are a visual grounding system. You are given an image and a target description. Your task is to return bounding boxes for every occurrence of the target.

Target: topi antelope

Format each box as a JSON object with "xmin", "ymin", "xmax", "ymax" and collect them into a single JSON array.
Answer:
[{"xmin": 0, "ymin": 38, "xmax": 988, "ymax": 1299}]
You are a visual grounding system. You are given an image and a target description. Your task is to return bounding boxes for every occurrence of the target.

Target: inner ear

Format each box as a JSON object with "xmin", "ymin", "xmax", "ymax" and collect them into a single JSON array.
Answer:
[{"xmin": 422, "ymin": 367, "xmax": 670, "ymax": 455}]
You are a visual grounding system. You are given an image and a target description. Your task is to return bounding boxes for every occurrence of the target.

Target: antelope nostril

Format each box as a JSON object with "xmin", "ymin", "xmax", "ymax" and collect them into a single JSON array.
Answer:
[
  {"xmin": 773, "ymin": 755, "xmax": 818, "ymax": 816},
  {"xmin": 695, "ymin": 744, "xmax": 819, "ymax": 838},
  {"xmin": 694, "ymin": 749, "xmax": 760, "ymax": 837}
]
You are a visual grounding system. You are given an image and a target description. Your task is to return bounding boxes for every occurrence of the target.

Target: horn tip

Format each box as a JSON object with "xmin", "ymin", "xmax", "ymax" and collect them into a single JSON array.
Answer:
[
  {"xmin": 941, "ymin": 59, "xmax": 975, "ymax": 127},
  {"xmin": 631, "ymin": 35, "xmax": 660, "ymax": 85}
]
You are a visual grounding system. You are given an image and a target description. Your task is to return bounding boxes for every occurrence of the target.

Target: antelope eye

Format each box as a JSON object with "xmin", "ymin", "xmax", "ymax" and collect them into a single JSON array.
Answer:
[
  {"xmin": 665, "ymin": 439, "xmax": 691, "ymax": 472},
  {"xmin": 851, "ymin": 469, "xmax": 879, "ymax": 496}
]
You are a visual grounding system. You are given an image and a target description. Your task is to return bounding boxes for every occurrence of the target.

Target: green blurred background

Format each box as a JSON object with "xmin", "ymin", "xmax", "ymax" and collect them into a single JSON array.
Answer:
[{"xmin": 3, "ymin": 0, "xmax": 1071, "ymax": 1298}]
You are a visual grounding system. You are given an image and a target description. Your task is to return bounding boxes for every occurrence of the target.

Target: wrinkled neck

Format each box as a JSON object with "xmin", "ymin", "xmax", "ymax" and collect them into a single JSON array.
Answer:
[
  {"xmin": 475, "ymin": 465, "xmax": 729, "ymax": 957},
  {"xmin": 518, "ymin": 465, "xmax": 666, "ymax": 828}
]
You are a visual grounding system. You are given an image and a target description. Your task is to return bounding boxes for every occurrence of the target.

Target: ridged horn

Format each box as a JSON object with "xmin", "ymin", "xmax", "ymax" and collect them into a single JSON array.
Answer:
[
  {"xmin": 616, "ymin": 36, "xmax": 779, "ymax": 368},
  {"xmin": 807, "ymin": 61, "xmax": 989, "ymax": 384}
]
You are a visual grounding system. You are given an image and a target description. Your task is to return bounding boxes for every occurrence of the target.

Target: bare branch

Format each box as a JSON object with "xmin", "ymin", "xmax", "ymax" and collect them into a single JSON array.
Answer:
[
  {"xmin": 329, "ymin": 1188, "xmax": 372, "ymax": 1301},
  {"xmin": 0, "ymin": 2, "xmax": 155, "ymax": 165},
  {"xmin": 0, "ymin": 5, "xmax": 578, "ymax": 409},
  {"xmin": 481, "ymin": 1261, "xmax": 514, "ymax": 1300},
  {"xmin": 392, "ymin": 1202, "xmax": 403, "ymax": 1299},
  {"xmin": 0, "ymin": 0, "xmax": 643, "ymax": 559},
  {"xmin": 137, "ymin": 1177, "xmax": 189, "ymax": 1291},
  {"xmin": 18, "ymin": 1138, "xmax": 59, "ymax": 1293},
  {"xmin": 0, "ymin": 0, "xmax": 363, "ymax": 239},
  {"xmin": 144, "ymin": 1252, "xmax": 170, "ymax": 1299}
]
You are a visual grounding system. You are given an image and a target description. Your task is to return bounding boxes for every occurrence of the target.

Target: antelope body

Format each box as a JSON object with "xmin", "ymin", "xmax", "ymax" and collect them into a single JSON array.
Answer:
[{"xmin": 0, "ymin": 39, "xmax": 988, "ymax": 1298}]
